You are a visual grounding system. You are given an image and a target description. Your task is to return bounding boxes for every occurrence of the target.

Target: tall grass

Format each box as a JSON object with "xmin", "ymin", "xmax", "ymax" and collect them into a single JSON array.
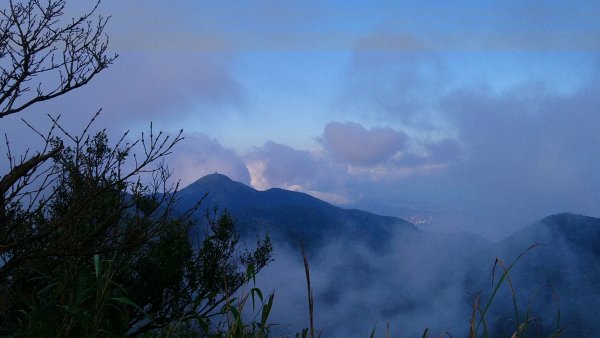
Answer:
[{"xmin": 302, "ymin": 245, "xmax": 316, "ymax": 338}]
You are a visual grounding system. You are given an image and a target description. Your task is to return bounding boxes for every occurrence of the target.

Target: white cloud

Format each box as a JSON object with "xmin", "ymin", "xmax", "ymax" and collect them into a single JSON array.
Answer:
[
  {"xmin": 285, "ymin": 184, "xmax": 354, "ymax": 206},
  {"xmin": 246, "ymin": 160, "xmax": 270, "ymax": 191}
]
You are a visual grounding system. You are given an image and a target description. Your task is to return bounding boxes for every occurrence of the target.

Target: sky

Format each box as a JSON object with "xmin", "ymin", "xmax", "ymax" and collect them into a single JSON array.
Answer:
[{"xmin": 2, "ymin": 0, "xmax": 600, "ymax": 239}]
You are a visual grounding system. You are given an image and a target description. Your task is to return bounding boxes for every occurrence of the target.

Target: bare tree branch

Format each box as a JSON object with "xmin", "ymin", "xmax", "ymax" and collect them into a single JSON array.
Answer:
[
  {"xmin": 0, "ymin": 144, "xmax": 62, "ymax": 195},
  {"xmin": 0, "ymin": 0, "xmax": 117, "ymax": 119}
]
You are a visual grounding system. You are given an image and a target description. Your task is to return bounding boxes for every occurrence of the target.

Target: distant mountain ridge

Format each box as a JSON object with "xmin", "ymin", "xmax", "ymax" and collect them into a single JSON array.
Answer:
[{"xmin": 176, "ymin": 173, "xmax": 417, "ymax": 249}]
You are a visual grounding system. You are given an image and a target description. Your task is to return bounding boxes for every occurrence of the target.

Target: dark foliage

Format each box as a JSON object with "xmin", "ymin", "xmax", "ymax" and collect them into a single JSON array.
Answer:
[
  {"xmin": 0, "ymin": 123, "xmax": 272, "ymax": 336},
  {"xmin": 0, "ymin": 1, "xmax": 272, "ymax": 336}
]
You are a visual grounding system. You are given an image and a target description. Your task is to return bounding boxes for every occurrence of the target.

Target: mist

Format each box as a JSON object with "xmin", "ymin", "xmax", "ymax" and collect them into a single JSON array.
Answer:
[
  {"xmin": 246, "ymin": 213, "xmax": 598, "ymax": 337},
  {"xmin": 252, "ymin": 228, "xmax": 480, "ymax": 336}
]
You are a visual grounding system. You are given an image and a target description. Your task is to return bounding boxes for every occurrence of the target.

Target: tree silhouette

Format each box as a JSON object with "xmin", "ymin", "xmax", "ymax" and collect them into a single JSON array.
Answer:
[
  {"xmin": 0, "ymin": 0, "xmax": 116, "ymax": 118},
  {"xmin": 0, "ymin": 1, "xmax": 272, "ymax": 335}
]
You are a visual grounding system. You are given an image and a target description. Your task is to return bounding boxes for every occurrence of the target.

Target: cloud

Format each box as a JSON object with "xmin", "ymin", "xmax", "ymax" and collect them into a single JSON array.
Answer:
[
  {"xmin": 102, "ymin": 1, "xmax": 600, "ymax": 53},
  {"xmin": 246, "ymin": 141, "xmax": 320, "ymax": 188},
  {"xmin": 331, "ymin": 26, "xmax": 600, "ymax": 237},
  {"xmin": 245, "ymin": 140, "xmax": 375, "ymax": 205},
  {"xmin": 338, "ymin": 33, "xmax": 450, "ymax": 126},
  {"xmin": 254, "ymin": 214, "xmax": 600, "ymax": 337},
  {"xmin": 37, "ymin": 51, "xmax": 243, "ymax": 128},
  {"xmin": 245, "ymin": 141, "xmax": 347, "ymax": 193},
  {"xmin": 170, "ymin": 133, "xmax": 250, "ymax": 187},
  {"xmin": 241, "ymin": 124, "xmax": 462, "ymax": 214},
  {"xmin": 348, "ymin": 2, "xmax": 600, "ymax": 52},
  {"xmin": 286, "ymin": 185, "xmax": 355, "ymax": 206},
  {"xmin": 435, "ymin": 80, "xmax": 600, "ymax": 235},
  {"xmin": 320, "ymin": 122, "xmax": 407, "ymax": 166},
  {"xmin": 392, "ymin": 138, "xmax": 462, "ymax": 169},
  {"xmin": 255, "ymin": 229, "xmax": 486, "ymax": 337},
  {"xmin": 18, "ymin": 0, "xmax": 244, "ymax": 135}
]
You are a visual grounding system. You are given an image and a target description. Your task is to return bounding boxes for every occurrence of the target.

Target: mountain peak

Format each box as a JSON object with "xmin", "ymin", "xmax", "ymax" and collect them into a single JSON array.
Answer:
[
  {"xmin": 538, "ymin": 212, "xmax": 600, "ymax": 236},
  {"xmin": 534, "ymin": 212, "xmax": 599, "ymax": 231},
  {"xmin": 539, "ymin": 212, "xmax": 591, "ymax": 224},
  {"xmin": 185, "ymin": 173, "xmax": 255, "ymax": 192},
  {"xmin": 194, "ymin": 172, "xmax": 234, "ymax": 184}
]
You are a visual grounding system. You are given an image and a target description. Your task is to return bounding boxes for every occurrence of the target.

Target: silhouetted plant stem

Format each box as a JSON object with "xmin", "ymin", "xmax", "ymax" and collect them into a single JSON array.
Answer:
[{"xmin": 301, "ymin": 244, "xmax": 314, "ymax": 338}]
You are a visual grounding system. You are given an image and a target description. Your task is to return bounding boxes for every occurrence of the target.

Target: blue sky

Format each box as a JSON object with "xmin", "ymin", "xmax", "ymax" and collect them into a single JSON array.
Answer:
[{"xmin": 3, "ymin": 0, "xmax": 600, "ymax": 239}]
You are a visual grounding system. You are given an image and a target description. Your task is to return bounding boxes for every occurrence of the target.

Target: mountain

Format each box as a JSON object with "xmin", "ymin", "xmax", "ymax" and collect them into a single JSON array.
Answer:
[
  {"xmin": 499, "ymin": 212, "xmax": 600, "ymax": 258},
  {"xmin": 175, "ymin": 174, "xmax": 600, "ymax": 336},
  {"xmin": 492, "ymin": 213, "xmax": 600, "ymax": 337},
  {"xmin": 176, "ymin": 173, "xmax": 417, "ymax": 250}
]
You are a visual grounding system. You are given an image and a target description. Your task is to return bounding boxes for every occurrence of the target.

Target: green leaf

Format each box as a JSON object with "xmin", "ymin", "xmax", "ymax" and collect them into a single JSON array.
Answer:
[
  {"xmin": 369, "ymin": 325, "xmax": 376, "ymax": 338},
  {"xmin": 251, "ymin": 287, "xmax": 263, "ymax": 310},
  {"xmin": 247, "ymin": 262, "xmax": 256, "ymax": 284},
  {"xmin": 230, "ymin": 305, "xmax": 240, "ymax": 321},
  {"xmin": 110, "ymin": 297, "xmax": 145, "ymax": 314},
  {"xmin": 261, "ymin": 292, "xmax": 275, "ymax": 327}
]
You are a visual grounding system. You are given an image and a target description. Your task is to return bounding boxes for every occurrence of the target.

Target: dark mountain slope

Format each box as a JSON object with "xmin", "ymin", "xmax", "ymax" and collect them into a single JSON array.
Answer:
[
  {"xmin": 499, "ymin": 212, "xmax": 600, "ymax": 255},
  {"xmin": 491, "ymin": 213, "xmax": 600, "ymax": 337},
  {"xmin": 176, "ymin": 173, "xmax": 417, "ymax": 250}
]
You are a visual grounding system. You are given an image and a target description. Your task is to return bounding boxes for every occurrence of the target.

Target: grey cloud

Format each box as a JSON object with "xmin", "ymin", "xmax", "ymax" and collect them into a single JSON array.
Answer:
[
  {"xmin": 393, "ymin": 138, "xmax": 462, "ymax": 168},
  {"xmin": 0, "ymin": 1, "xmax": 245, "ymax": 187},
  {"xmin": 436, "ymin": 79, "xmax": 600, "ymax": 236},
  {"xmin": 240, "ymin": 126, "xmax": 463, "ymax": 216},
  {"xmin": 254, "ymin": 229, "xmax": 488, "ymax": 337},
  {"xmin": 252, "ymin": 214, "xmax": 600, "ymax": 337},
  {"xmin": 19, "ymin": 0, "xmax": 244, "ymax": 132},
  {"xmin": 353, "ymin": 1, "xmax": 600, "ymax": 52},
  {"xmin": 334, "ymin": 23, "xmax": 600, "ymax": 237},
  {"xmin": 339, "ymin": 40, "xmax": 449, "ymax": 128},
  {"xmin": 424, "ymin": 138, "xmax": 462, "ymax": 164},
  {"xmin": 320, "ymin": 122, "xmax": 407, "ymax": 166},
  {"xmin": 97, "ymin": 1, "xmax": 600, "ymax": 53},
  {"xmin": 240, "ymin": 119, "xmax": 465, "ymax": 214},
  {"xmin": 338, "ymin": 75, "xmax": 600, "ymax": 237},
  {"xmin": 37, "ymin": 51, "xmax": 243, "ymax": 126},
  {"xmin": 245, "ymin": 141, "xmax": 344, "ymax": 192},
  {"xmin": 172, "ymin": 134, "xmax": 250, "ymax": 187}
]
